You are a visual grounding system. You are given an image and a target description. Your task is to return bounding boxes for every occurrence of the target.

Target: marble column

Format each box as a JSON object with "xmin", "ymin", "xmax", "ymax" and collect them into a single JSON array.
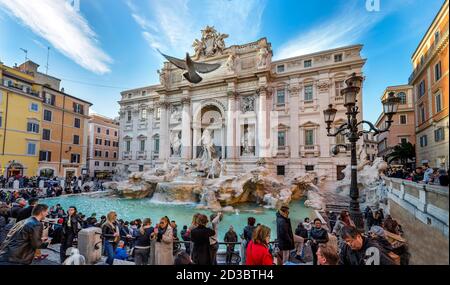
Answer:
[
  {"xmin": 181, "ymin": 96, "xmax": 192, "ymax": 160},
  {"xmin": 226, "ymin": 90, "xmax": 238, "ymax": 159},
  {"xmin": 257, "ymin": 87, "xmax": 270, "ymax": 158},
  {"xmin": 193, "ymin": 127, "xmax": 200, "ymax": 159},
  {"xmin": 159, "ymin": 101, "xmax": 170, "ymax": 160},
  {"xmin": 289, "ymin": 85, "xmax": 300, "ymax": 158}
]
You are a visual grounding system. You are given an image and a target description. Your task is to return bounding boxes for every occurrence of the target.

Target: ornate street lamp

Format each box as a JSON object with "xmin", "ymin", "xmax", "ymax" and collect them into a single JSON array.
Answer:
[{"xmin": 323, "ymin": 73, "xmax": 400, "ymax": 231}]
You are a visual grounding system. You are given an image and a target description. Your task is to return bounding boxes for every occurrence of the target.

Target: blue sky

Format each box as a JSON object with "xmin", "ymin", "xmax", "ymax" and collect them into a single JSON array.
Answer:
[{"xmin": 0, "ymin": 0, "xmax": 445, "ymax": 122}]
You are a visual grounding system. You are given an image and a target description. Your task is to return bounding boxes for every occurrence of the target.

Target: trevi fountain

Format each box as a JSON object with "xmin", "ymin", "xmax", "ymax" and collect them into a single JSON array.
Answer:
[{"xmin": 45, "ymin": 130, "xmax": 389, "ymax": 238}]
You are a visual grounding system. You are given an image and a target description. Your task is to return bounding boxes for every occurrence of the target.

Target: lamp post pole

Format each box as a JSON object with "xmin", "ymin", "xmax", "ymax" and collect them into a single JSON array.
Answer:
[{"xmin": 323, "ymin": 73, "xmax": 400, "ymax": 231}]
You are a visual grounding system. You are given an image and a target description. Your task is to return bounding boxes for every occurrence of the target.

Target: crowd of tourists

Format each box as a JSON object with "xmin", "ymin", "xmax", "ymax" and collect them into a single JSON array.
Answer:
[
  {"xmin": 0, "ymin": 176, "xmax": 106, "ymax": 204},
  {"xmin": 0, "ymin": 192, "xmax": 410, "ymax": 265},
  {"xmin": 385, "ymin": 163, "xmax": 449, "ymax": 186}
]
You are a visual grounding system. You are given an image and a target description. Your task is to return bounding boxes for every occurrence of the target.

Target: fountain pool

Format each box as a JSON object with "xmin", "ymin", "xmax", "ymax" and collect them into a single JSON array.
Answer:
[{"xmin": 43, "ymin": 195, "xmax": 313, "ymax": 240}]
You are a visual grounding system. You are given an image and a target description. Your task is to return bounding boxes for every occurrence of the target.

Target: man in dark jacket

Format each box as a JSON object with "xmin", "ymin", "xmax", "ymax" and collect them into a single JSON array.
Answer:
[
  {"xmin": 10, "ymin": 198, "xmax": 26, "ymax": 220},
  {"xmin": 0, "ymin": 204, "xmax": 49, "ymax": 265},
  {"xmin": 241, "ymin": 217, "xmax": 256, "ymax": 265},
  {"xmin": 59, "ymin": 206, "xmax": 80, "ymax": 263},
  {"xmin": 339, "ymin": 226, "xmax": 397, "ymax": 265},
  {"xmin": 309, "ymin": 218, "xmax": 329, "ymax": 265},
  {"xmin": 16, "ymin": 198, "xmax": 39, "ymax": 222},
  {"xmin": 224, "ymin": 225, "xmax": 238, "ymax": 265},
  {"xmin": 276, "ymin": 206, "xmax": 294, "ymax": 265}
]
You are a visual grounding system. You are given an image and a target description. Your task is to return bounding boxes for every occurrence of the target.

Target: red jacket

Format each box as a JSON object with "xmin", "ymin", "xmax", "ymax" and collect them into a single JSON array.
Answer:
[{"xmin": 246, "ymin": 240, "xmax": 273, "ymax": 265}]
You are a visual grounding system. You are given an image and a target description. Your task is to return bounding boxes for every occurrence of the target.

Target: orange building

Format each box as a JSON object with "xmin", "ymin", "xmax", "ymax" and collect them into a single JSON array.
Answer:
[
  {"xmin": 409, "ymin": 0, "xmax": 449, "ymax": 169},
  {"xmin": 87, "ymin": 114, "xmax": 120, "ymax": 178},
  {"xmin": 18, "ymin": 61, "xmax": 92, "ymax": 178},
  {"xmin": 375, "ymin": 85, "xmax": 416, "ymax": 165}
]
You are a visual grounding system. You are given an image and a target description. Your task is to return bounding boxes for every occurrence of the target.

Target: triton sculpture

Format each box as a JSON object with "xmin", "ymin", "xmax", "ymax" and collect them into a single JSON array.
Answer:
[{"xmin": 158, "ymin": 50, "xmax": 221, "ymax": 84}]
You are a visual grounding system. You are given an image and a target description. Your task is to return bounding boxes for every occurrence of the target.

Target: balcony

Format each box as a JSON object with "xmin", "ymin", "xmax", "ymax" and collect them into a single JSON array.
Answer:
[
  {"xmin": 122, "ymin": 151, "xmax": 132, "ymax": 160},
  {"xmin": 138, "ymin": 121, "xmax": 148, "ymax": 130},
  {"xmin": 332, "ymin": 95, "xmax": 344, "ymax": 104},
  {"xmin": 136, "ymin": 151, "xmax": 147, "ymax": 160},
  {"xmin": 300, "ymin": 145, "xmax": 320, "ymax": 157},
  {"xmin": 2, "ymin": 79, "xmax": 40, "ymax": 98},
  {"xmin": 124, "ymin": 122, "xmax": 133, "ymax": 132},
  {"xmin": 276, "ymin": 146, "xmax": 290, "ymax": 158},
  {"xmin": 152, "ymin": 151, "xmax": 159, "ymax": 160}
]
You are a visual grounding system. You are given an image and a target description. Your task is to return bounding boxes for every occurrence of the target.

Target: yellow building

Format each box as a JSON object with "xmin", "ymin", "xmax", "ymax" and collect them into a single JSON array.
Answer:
[{"xmin": 0, "ymin": 61, "xmax": 42, "ymax": 178}]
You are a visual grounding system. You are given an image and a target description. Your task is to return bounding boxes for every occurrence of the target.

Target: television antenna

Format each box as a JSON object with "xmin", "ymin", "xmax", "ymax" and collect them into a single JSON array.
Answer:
[{"xmin": 20, "ymin": 48, "xmax": 28, "ymax": 61}]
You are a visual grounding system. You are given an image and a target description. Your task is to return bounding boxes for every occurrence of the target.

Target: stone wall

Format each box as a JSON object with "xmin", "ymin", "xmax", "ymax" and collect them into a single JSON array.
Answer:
[{"xmin": 383, "ymin": 177, "xmax": 449, "ymax": 265}]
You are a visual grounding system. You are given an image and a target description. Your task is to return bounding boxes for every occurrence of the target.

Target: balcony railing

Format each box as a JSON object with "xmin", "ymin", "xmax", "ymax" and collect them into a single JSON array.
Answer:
[
  {"xmin": 122, "ymin": 151, "xmax": 132, "ymax": 160},
  {"xmin": 332, "ymin": 95, "xmax": 344, "ymax": 104},
  {"xmin": 136, "ymin": 151, "xmax": 147, "ymax": 160},
  {"xmin": 2, "ymin": 79, "xmax": 40, "ymax": 97},
  {"xmin": 276, "ymin": 145, "xmax": 290, "ymax": 157},
  {"xmin": 300, "ymin": 145, "xmax": 320, "ymax": 157}
]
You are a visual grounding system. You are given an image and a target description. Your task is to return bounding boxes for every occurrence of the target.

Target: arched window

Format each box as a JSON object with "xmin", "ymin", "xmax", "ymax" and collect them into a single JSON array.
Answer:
[{"xmin": 397, "ymin": 92, "xmax": 407, "ymax": 104}]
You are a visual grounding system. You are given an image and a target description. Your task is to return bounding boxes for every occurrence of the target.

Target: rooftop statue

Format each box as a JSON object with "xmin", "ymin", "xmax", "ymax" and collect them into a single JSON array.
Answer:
[{"xmin": 193, "ymin": 25, "xmax": 229, "ymax": 59}]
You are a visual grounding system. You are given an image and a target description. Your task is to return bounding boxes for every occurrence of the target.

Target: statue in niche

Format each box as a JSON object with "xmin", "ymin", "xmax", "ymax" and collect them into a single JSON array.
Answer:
[
  {"xmin": 201, "ymin": 129, "xmax": 216, "ymax": 163},
  {"xmin": 241, "ymin": 96, "xmax": 255, "ymax": 113},
  {"xmin": 241, "ymin": 125, "xmax": 254, "ymax": 156},
  {"xmin": 170, "ymin": 132, "xmax": 182, "ymax": 157}
]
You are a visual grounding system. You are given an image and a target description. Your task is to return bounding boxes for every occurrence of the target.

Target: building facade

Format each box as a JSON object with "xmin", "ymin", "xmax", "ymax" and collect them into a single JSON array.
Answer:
[
  {"xmin": 363, "ymin": 132, "xmax": 378, "ymax": 163},
  {"xmin": 87, "ymin": 114, "xmax": 120, "ymax": 178},
  {"xmin": 0, "ymin": 62, "xmax": 42, "ymax": 178},
  {"xmin": 409, "ymin": 0, "xmax": 449, "ymax": 169},
  {"xmin": 375, "ymin": 85, "xmax": 416, "ymax": 165},
  {"xmin": 118, "ymin": 28, "xmax": 365, "ymax": 181},
  {"xmin": 17, "ymin": 61, "xmax": 92, "ymax": 179}
]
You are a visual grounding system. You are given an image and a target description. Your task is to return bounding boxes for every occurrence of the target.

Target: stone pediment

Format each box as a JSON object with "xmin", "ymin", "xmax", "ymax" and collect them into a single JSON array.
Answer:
[{"xmin": 300, "ymin": 121, "xmax": 320, "ymax": 127}]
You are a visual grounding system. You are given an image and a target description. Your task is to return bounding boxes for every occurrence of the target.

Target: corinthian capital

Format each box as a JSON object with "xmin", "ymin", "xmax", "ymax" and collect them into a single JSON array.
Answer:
[{"xmin": 181, "ymin": 97, "xmax": 191, "ymax": 105}]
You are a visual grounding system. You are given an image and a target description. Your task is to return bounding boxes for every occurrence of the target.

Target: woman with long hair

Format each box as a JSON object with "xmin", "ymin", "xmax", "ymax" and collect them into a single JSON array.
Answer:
[
  {"xmin": 132, "ymin": 218, "xmax": 153, "ymax": 265},
  {"xmin": 152, "ymin": 216, "xmax": 174, "ymax": 265},
  {"xmin": 190, "ymin": 214, "xmax": 216, "ymax": 265},
  {"xmin": 101, "ymin": 211, "xmax": 120, "ymax": 265},
  {"xmin": 332, "ymin": 210, "xmax": 355, "ymax": 237},
  {"xmin": 246, "ymin": 225, "xmax": 273, "ymax": 265}
]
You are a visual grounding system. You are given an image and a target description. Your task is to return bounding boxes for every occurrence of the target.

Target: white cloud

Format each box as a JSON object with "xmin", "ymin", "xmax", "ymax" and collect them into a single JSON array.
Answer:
[
  {"xmin": 126, "ymin": 0, "xmax": 267, "ymax": 57},
  {"xmin": 275, "ymin": 3, "xmax": 385, "ymax": 59},
  {"xmin": 0, "ymin": 0, "xmax": 112, "ymax": 74}
]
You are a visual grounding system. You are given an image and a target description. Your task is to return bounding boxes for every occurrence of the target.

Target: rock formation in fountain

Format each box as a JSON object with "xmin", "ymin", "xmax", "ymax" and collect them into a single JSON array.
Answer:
[
  {"xmin": 105, "ymin": 132, "xmax": 322, "ymax": 209},
  {"xmin": 335, "ymin": 157, "xmax": 388, "ymax": 206},
  {"xmin": 105, "ymin": 160, "xmax": 322, "ymax": 211}
]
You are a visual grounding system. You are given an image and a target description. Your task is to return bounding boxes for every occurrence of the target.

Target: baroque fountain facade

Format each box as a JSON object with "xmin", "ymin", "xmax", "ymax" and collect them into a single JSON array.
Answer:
[{"xmin": 112, "ymin": 27, "xmax": 370, "ymax": 211}]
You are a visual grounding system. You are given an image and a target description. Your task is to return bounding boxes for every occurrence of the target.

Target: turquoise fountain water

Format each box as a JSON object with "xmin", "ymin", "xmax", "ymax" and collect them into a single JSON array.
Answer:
[{"xmin": 43, "ymin": 195, "xmax": 312, "ymax": 240}]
